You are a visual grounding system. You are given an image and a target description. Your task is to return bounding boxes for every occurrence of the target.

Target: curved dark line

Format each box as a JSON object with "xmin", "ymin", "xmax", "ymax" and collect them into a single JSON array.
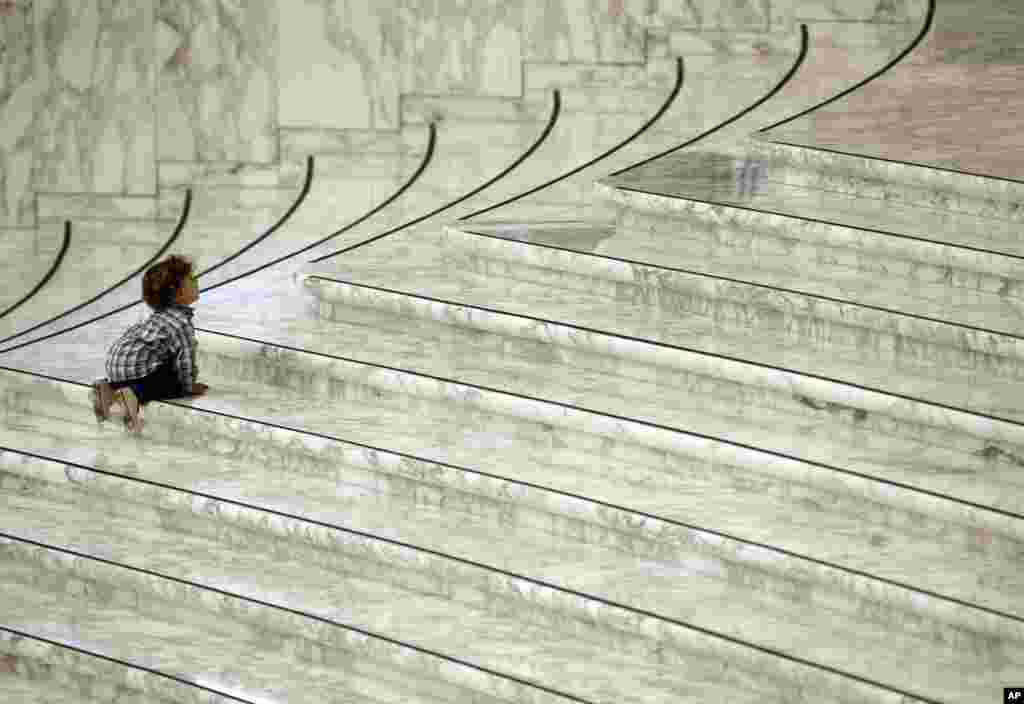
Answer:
[
  {"xmin": 456, "ymin": 228, "xmax": 1024, "ymax": 341},
  {"xmin": 0, "ymin": 457, "xmax": 946, "ymax": 703},
  {"xmin": 309, "ymin": 92, "xmax": 562, "ymax": 264},
  {"xmin": 766, "ymin": 139, "xmax": 1024, "ymax": 187},
  {"xmin": 459, "ymin": 56, "xmax": 684, "ymax": 222},
  {"xmin": 0, "ymin": 625, "xmax": 257, "ymax": 704},
  {"xmin": 608, "ymin": 25, "xmax": 808, "ymax": 179},
  {"xmin": 614, "ymin": 183, "xmax": 1024, "ymax": 264},
  {"xmin": 205, "ymin": 124, "xmax": 437, "ymax": 291},
  {"xmin": 0, "ymin": 221, "xmax": 71, "ymax": 323},
  {"xmin": 0, "ymin": 530, "xmax": 592, "ymax": 704},
  {"xmin": 0, "ymin": 190, "xmax": 191, "ymax": 348},
  {"xmin": 0, "ymin": 157, "xmax": 313, "ymax": 356},
  {"xmin": 758, "ymin": 0, "xmax": 937, "ymax": 133},
  {"xmin": 0, "ymin": 370, "xmax": 1016, "ymax": 625},
  {"xmin": 196, "ymin": 155, "xmax": 314, "ymax": 280},
  {"xmin": 201, "ymin": 320, "xmax": 1024, "ymax": 526}
]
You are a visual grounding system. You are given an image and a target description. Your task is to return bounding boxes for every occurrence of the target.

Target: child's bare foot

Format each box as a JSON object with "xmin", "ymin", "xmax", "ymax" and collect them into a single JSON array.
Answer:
[
  {"xmin": 191, "ymin": 383, "xmax": 209, "ymax": 397},
  {"xmin": 117, "ymin": 387, "xmax": 144, "ymax": 434},
  {"xmin": 91, "ymin": 380, "xmax": 115, "ymax": 424}
]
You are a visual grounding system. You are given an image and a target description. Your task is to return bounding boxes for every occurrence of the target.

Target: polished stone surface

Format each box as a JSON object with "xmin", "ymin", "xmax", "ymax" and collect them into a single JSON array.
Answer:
[
  {"xmin": 764, "ymin": 0, "xmax": 1024, "ymax": 180},
  {"xmin": 2, "ymin": 1, "xmax": 1022, "ymax": 702},
  {"xmin": 2, "ymin": 368, "xmax": 1019, "ymax": 703}
]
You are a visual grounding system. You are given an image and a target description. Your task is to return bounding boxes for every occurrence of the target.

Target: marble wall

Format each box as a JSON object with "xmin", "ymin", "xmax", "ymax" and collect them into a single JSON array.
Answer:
[
  {"xmin": 2, "ymin": 0, "xmax": 157, "ymax": 227},
  {"xmin": 157, "ymin": 0, "xmax": 277, "ymax": 162},
  {"xmin": 1, "ymin": 0, "xmax": 36, "ymax": 227},
  {"xmin": 524, "ymin": 0, "xmax": 647, "ymax": 64},
  {"xmin": 33, "ymin": 1, "xmax": 157, "ymax": 195},
  {"xmin": 277, "ymin": 1, "xmax": 401, "ymax": 130}
]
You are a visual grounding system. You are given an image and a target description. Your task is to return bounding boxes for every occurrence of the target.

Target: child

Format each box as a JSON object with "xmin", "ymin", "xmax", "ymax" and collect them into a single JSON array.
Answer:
[{"xmin": 91, "ymin": 254, "xmax": 208, "ymax": 433}]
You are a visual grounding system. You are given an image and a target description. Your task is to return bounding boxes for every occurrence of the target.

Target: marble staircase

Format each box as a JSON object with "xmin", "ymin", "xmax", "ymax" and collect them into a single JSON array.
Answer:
[
  {"xmin": 7, "ymin": 2, "xmax": 1017, "ymax": 702},
  {"xmin": 1, "ymin": 360, "xmax": 1018, "ymax": 703}
]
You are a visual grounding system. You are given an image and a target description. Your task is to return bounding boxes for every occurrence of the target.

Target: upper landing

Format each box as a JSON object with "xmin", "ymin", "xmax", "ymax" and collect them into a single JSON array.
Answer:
[{"xmin": 761, "ymin": 0, "xmax": 1024, "ymax": 182}]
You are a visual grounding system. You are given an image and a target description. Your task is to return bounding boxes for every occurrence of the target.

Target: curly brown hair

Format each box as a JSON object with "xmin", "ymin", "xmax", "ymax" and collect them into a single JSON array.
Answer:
[{"xmin": 142, "ymin": 254, "xmax": 194, "ymax": 309}]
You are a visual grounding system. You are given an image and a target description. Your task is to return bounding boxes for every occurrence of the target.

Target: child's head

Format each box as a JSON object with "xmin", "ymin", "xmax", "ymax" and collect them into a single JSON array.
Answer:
[{"xmin": 143, "ymin": 254, "xmax": 198, "ymax": 309}]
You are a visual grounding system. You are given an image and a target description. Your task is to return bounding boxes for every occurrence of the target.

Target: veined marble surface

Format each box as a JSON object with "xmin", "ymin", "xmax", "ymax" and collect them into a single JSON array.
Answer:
[
  {"xmin": 305, "ymin": 226, "xmax": 1024, "ymax": 422},
  {"xmin": 0, "ymin": 0, "xmax": 37, "ymax": 227},
  {"xmin": 32, "ymin": 0, "xmax": 157, "ymax": 196},
  {"xmin": 396, "ymin": 0, "xmax": 522, "ymax": 98},
  {"xmin": 2, "ymin": 370, "xmax": 1020, "ymax": 702},
  {"xmin": 523, "ymin": 0, "xmax": 647, "ymax": 63},
  {"xmin": 764, "ymin": 0, "xmax": 1024, "ymax": 181},
  {"xmin": 157, "ymin": 0, "xmax": 277, "ymax": 163},
  {"xmin": 277, "ymin": 0, "xmax": 401, "ymax": 130},
  {"xmin": 608, "ymin": 149, "xmax": 1024, "ymax": 257}
]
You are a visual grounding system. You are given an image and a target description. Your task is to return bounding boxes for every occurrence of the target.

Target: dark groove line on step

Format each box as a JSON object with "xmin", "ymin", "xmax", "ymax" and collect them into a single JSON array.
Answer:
[
  {"xmin": 0, "ymin": 535, "xmax": 594, "ymax": 704},
  {"xmin": 758, "ymin": 0, "xmax": 935, "ymax": 133},
  {"xmin": 205, "ymin": 123, "xmax": 438, "ymax": 288},
  {"xmin": 0, "ymin": 372, "xmax": 1017, "ymax": 630},
  {"xmin": 607, "ymin": 25, "xmax": 808, "ymax": 179},
  {"xmin": 458, "ymin": 227, "xmax": 1024, "ymax": 342},
  {"xmin": 203, "ymin": 323, "xmax": 1024, "ymax": 521},
  {"xmin": 0, "ymin": 625, "xmax": 258, "ymax": 704},
  {"xmin": 763, "ymin": 138, "xmax": 1024, "ymax": 187},
  {"xmin": 309, "ymin": 271, "xmax": 1024, "ymax": 458},
  {"xmin": 0, "ymin": 456, "xmax": 947, "ymax": 703},
  {"xmin": 310, "ymin": 91, "xmax": 561, "ymax": 263},
  {"xmin": 613, "ymin": 183, "xmax": 1024, "ymax": 263},
  {"xmin": 0, "ymin": 155, "xmax": 313, "ymax": 356},
  {"xmin": 0, "ymin": 190, "xmax": 191, "ymax": 349},
  {"xmin": 0, "ymin": 221, "xmax": 71, "ymax": 323},
  {"xmin": 460, "ymin": 56, "xmax": 684, "ymax": 221}
]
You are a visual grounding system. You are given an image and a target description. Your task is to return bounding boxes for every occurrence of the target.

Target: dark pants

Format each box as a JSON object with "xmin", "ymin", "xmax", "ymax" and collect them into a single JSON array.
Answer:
[{"xmin": 109, "ymin": 361, "xmax": 188, "ymax": 405}]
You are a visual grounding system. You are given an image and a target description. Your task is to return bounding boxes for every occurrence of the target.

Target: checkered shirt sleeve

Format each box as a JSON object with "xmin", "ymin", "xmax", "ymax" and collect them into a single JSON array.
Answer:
[{"xmin": 106, "ymin": 305, "xmax": 197, "ymax": 393}]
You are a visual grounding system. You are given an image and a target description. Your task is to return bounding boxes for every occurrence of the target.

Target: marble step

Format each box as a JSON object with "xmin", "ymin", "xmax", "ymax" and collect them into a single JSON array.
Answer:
[
  {"xmin": 10, "ymin": 299, "xmax": 1021, "ymax": 624},
  {"xmin": 598, "ymin": 156, "xmax": 1024, "ymax": 278},
  {"xmin": 448, "ymin": 218, "xmax": 1024, "ymax": 390},
  {"xmin": 308, "ymin": 224, "xmax": 1024, "ymax": 423},
  {"xmin": 448, "ymin": 219, "xmax": 1024, "ymax": 381},
  {"xmin": 1, "ymin": 629, "xmax": 246, "ymax": 704},
  {"xmin": 7, "ymin": 378, "xmax": 1024, "ymax": 672},
  {"xmin": 0, "ymin": 539, "xmax": 490, "ymax": 704},
  {"xmin": 596, "ymin": 203, "xmax": 1024, "ymax": 337},
  {"xmin": 3, "ymin": 372, "xmax": 1019, "ymax": 702},
  {"xmin": 8, "ymin": 368, "xmax": 1021, "ymax": 652},
  {"xmin": 745, "ymin": 137, "xmax": 1024, "ymax": 222},
  {"xmin": 302, "ymin": 274, "xmax": 1024, "ymax": 514},
  {"xmin": 1, "ymin": 463, "xmax": 822, "ymax": 704},
  {"xmin": 0, "ymin": 658, "xmax": 115, "ymax": 704}
]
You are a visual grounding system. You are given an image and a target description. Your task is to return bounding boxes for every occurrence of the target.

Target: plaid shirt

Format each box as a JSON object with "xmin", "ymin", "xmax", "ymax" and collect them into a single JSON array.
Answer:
[{"xmin": 106, "ymin": 304, "xmax": 197, "ymax": 393}]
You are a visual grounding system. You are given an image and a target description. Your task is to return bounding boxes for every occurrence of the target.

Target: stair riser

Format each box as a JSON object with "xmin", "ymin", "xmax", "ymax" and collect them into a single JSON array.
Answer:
[
  {"xmin": 309, "ymin": 277, "xmax": 1024, "ymax": 460},
  {"xmin": 599, "ymin": 183, "xmax": 1024, "ymax": 284},
  {"xmin": 616, "ymin": 206, "xmax": 1024, "ymax": 301},
  {"xmin": 6, "ymin": 435, "xmax": 1015, "ymax": 655},
  {"xmin": 0, "ymin": 509, "xmax": 822, "ymax": 704},
  {"xmin": 0, "ymin": 667, "xmax": 137, "ymax": 704},
  {"xmin": 4, "ymin": 373, "xmax": 1020, "ymax": 648},
  {"xmin": 0, "ymin": 630, "xmax": 230, "ymax": 704},
  {"xmin": 0, "ymin": 545, "xmax": 560, "ymax": 704},
  {"xmin": 446, "ymin": 241, "xmax": 1024, "ymax": 383},
  {"xmin": 185, "ymin": 339, "xmax": 1024, "ymax": 551},
  {"xmin": 746, "ymin": 142, "xmax": 1024, "ymax": 222}
]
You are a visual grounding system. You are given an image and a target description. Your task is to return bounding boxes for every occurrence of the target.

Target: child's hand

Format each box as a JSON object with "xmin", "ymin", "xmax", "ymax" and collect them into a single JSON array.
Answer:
[{"xmin": 191, "ymin": 383, "xmax": 209, "ymax": 397}]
